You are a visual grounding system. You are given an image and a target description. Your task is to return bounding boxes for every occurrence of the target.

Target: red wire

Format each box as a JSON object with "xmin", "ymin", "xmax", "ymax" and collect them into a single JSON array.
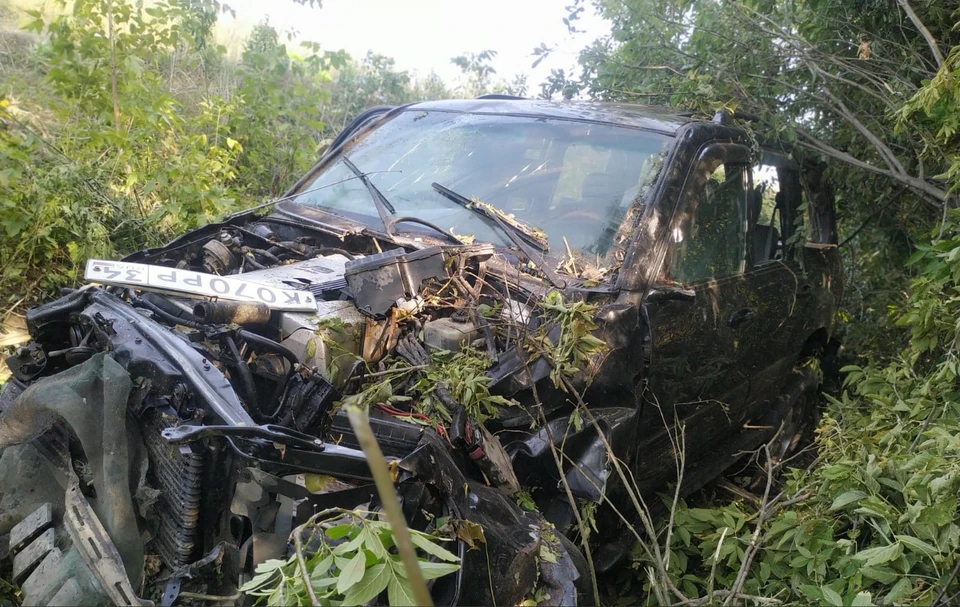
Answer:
[{"xmin": 375, "ymin": 402, "xmax": 450, "ymax": 440}]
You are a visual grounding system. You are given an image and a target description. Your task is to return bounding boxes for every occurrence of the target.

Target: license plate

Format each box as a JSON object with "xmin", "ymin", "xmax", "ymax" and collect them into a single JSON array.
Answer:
[{"xmin": 84, "ymin": 259, "xmax": 317, "ymax": 311}]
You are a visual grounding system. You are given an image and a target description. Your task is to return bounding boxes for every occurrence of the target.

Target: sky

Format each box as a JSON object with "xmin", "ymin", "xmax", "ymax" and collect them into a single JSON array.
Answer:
[{"xmin": 217, "ymin": 0, "xmax": 610, "ymax": 89}]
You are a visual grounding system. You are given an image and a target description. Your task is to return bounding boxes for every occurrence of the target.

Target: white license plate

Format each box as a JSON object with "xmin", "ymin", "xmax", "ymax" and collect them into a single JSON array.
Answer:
[{"xmin": 84, "ymin": 259, "xmax": 317, "ymax": 311}]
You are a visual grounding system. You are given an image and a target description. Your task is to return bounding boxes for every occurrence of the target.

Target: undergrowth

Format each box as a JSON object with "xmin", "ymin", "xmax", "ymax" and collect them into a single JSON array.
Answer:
[
  {"xmin": 0, "ymin": 0, "xmax": 454, "ymax": 308},
  {"xmin": 240, "ymin": 508, "xmax": 461, "ymax": 607}
]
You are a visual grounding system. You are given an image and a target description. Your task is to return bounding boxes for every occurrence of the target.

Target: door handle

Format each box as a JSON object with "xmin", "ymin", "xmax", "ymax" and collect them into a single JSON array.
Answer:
[
  {"xmin": 646, "ymin": 285, "xmax": 696, "ymax": 303},
  {"xmin": 727, "ymin": 308, "xmax": 757, "ymax": 327}
]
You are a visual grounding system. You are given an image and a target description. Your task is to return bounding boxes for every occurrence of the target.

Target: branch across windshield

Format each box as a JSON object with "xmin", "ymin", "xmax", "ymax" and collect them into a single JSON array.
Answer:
[{"xmin": 284, "ymin": 110, "xmax": 671, "ymax": 260}]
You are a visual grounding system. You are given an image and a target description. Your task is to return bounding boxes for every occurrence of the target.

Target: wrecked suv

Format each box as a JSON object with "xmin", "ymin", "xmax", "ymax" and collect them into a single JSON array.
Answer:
[{"xmin": 0, "ymin": 98, "xmax": 841, "ymax": 605}]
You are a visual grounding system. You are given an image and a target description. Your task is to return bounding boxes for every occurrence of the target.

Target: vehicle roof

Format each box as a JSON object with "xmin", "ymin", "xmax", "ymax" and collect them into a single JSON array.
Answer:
[{"xmin": 404, "ymin": 98, "xmax": 700, "ymax": 135}]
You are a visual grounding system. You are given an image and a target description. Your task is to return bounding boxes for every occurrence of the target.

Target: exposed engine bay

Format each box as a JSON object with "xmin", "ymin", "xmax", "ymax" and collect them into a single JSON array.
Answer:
[{"xmin": 0, "ymin": 213, "xmax": 654, "ymax": 605}]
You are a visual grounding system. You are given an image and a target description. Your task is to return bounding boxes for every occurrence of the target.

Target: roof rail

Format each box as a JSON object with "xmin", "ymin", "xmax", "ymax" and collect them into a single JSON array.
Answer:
[{"xmin": 474, "ymin": 94, "xmax": 526, "ymax": 100}]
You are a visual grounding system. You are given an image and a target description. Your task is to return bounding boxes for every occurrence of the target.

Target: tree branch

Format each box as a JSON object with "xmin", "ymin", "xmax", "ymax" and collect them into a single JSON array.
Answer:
[
  {"xmin": 817, "ymin": 85, "xmax": 906, "ymax": 174},
  {"xmin": 896, "ymin": 0, "xmax": 945, "ymax": 68},
  {"xmin": 839, "ymin": 187, "xmax": 907, "ymax": 247},
  {"xmin": 723, "ymin": 444, "xmax": 774, "ymax": 606},
  {"xmin": 796, "ymin": 130, "xmax": 945, "ymax": 206}
]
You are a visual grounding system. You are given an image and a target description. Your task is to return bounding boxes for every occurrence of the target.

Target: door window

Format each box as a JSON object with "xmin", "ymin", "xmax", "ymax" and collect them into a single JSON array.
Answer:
[
  {"xmin": 669, "ymin": 163, "xmax": 748, "ymax": 283},
  {"xmin": 749, "ymin": 163, "xmax": 784, "ymax": 264},
  {"xmin": 749, "ymin": 161, "xmax": 806, "ymax": 263}
]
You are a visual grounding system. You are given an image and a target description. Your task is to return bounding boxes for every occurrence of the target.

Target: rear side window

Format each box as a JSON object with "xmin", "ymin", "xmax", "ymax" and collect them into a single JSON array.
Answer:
[
  {"xmin": 748, "ymin": 160, "xmax": 809, "ymax": 264},
  {"xmin": 749, "ymin": 163, "xmax": 785, "ymax": 264}
]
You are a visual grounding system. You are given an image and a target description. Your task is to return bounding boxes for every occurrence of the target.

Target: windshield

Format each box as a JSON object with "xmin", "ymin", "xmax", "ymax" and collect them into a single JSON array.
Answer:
[{"xmin": 284, "ymin": 110, "xmax": 671, "ymax": 261}]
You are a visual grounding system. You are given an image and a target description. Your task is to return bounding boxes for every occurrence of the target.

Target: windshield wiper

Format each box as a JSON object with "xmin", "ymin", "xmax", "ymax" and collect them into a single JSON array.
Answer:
[
  {"xmin": 431, "ymin": 183, "xmax": 548, "ymax": 252},
  {"xmin": 341, "ymin": 156, "xmax": 396, "ymax": 234},
  {"xmin": 431, "ymin": 182, "xmax": 565, "ymax": 288}
]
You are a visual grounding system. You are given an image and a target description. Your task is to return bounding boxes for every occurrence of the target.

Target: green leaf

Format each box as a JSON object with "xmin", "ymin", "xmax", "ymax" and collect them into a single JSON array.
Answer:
[
  {"xmin": 363, "ymin": 528, "xmax": 389, "ymax": 560},
  {"xmin": 883, "ymin": 577, "xmax": 914, "ymax": 605},
  {"xmin": 906, "ymin": 249, "xmax": 928, "ymax": 266},
  {"xmin": 342, "ymin": 563, "xmax": 390, "ymax": 605},
  {"xmin": 326, "ymin": 524, "xmax": 353, "ymax": 540},
  {"xmin": 409, "ymin": 532, "xmax": 460, "ymax": 562},
  {"xmin": 268, "ymin": 581, "xmax": 285, "ymax": 606},
  {"xmin": 418, "ymin": 561, "xmax": 461, "ymax": 580},
  {"xmin": 821, "ymin": 585, "xmax": 843, "ymax": 606},
  {"xmin": 860, "ymin": 564, "xmax": 898, "ymax": 583},
  {"xmin": 799, "ymin": 585, "xmax": 824, "ymax": 602},
  {"xmin": 895, "ymin": 534, "xmax": 939, "ymax": 556},
  {"xmin": 337, "ymin": 551, "xmax": 367, "ymax": 595},
  {"xmin": 387, "ymin": 570, "xmax": 416, "ymax": 606},
  {"xmin": 309, "ymin": 554, "xmax": 334, "ymax": 586},
  {"xmin": 852, "ymin": 542, "xmax": 902, "ymax": 567},
  {"xmin": 851, "ymin": 591, "xmax": 874, "ymax": 606},
  {"xmin": 240, "ymin": 566, "xmax": 282, "ymax": 592},
  {"xmin": 830, "ymin": 490, "xmax": 868, "ymax": 511}
]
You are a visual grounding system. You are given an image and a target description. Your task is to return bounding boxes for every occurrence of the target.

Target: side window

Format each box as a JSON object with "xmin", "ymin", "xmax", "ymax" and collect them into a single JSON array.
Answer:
[
  {"xmin": 749, "ymin": 163, "xmax": 784, "ymax": 264},
  {"xmin": 749, "ymin": 161, "xmax": 803, "ymax": 264},
  {"xmin": 669, "ymin": 163, "xmax": 748, "ymax": 284}
]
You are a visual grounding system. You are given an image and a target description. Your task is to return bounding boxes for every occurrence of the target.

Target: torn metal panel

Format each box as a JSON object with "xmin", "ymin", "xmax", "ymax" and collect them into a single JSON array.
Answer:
[{"xmin": 399, "ymin": 431, "xmax": 592, "ymax": 606}]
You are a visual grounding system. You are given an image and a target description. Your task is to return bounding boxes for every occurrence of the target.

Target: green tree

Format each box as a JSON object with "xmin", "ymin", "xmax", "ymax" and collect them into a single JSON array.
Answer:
[{"xmin": 451, "ymin": 49, "xmax": 498, "ymax": 96}]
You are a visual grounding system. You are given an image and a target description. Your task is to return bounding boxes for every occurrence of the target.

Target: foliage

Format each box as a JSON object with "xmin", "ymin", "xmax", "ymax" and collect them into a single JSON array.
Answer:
[
  {"xmin": 0, "ymin": 574, "xmax": 19, "ymax": 605},
  {"xmin": 451, "ymin": 49, "xmax": 498, "ymax": 97},
  {"xmin": 0, "ymin": 0, "xmax": 459, "ymax": 307},
  {"xmin": 240, "ymin": 508, "xmax": 460, "ymax": 606},
  {"xmin": 224, "ymin": 21, "xmax": 345, "ymax": 198},
  {"xmin": 530, "ymin": 290, "xmax": 607, "ymax": 387},
  {"xmin": 412, "ymin": 347, "xmax": 518, "ymax": 422},
  {"xmin": 450, "ymin": 48, "xmax": 531, "ymax": 97},
  {"xmin": 900, "ymin": 43, "xmax": 960, "ymax": 196},
  {"xmin": 547, "ymin": 0, "xmax": 960, "ymax": 359},
  {"xmin": 2, "ymin": 0, "xmax": 244, "ymax": 299}
]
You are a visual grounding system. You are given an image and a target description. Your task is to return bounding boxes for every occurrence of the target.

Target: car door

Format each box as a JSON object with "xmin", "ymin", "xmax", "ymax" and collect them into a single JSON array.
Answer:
[
  {"xmin": 739, "ymin": 152, "xmax": 810, "ymax": 409},
  {"xmin": 635, "ymin": 143, "xmax": 757, "ymax": 490}
]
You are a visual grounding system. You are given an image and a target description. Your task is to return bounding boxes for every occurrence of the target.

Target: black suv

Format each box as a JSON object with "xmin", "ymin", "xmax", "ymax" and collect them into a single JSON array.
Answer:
[{"xmin": 0, "ymin": 98, "xmax": 841, "ymax": 606}]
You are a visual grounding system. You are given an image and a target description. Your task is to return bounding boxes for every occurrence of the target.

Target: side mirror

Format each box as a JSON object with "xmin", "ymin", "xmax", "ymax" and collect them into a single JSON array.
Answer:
[{"xmin": 646, "ymin": 284, "xmax": 696, "ymax": 303}]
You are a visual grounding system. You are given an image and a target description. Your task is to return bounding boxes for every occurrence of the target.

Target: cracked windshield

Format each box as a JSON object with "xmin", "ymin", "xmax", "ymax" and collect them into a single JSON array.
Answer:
[{"xmin": 288, "ymin": 111, "xmax": 669, "ymax": 260}]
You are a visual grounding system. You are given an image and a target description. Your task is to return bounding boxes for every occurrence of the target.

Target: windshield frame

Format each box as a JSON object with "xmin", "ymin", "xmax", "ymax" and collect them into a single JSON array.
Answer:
[{"xmin": 276, "ymin": 107, "xmax": 678, "ymax": 285}]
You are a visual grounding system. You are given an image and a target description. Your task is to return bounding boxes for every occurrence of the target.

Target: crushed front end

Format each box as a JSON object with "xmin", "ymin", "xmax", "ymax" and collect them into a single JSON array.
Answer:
[{"xmin": 0, "ymin": 215, "xmax": 647, "ymax": 605}]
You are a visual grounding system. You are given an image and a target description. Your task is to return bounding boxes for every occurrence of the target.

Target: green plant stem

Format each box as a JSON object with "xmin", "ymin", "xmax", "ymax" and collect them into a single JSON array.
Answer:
[
  {"xmin": 533, "ymin": 392, "xmax": 601, "ymax": 606},
  {"xmin": 294, "ymin": 527, "xmax": 320, "ymax": 606},
  {"xmin": 347, "ymin": 405, "xmax": 433, "ymax": 606}
]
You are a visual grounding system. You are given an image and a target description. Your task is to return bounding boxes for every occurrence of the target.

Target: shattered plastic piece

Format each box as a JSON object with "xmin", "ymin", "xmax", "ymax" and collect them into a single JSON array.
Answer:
[
  {"xmin": 12, "ymin": 528, "xmax": 55, "ymax": 583},
  {"xmin": 9, "ymin": 503, "xmax": 53, "ymax": 553},
  {"xmin": 0, "ymin": 352, "xmax": 145, "ymax": 585},
  {"xmin": 423, "ymin": 316, "xmax": 480, "ymax": 351},
  {"xmin": 65, "ymin": 471, "xmax": 145, "ymax": 606}
]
